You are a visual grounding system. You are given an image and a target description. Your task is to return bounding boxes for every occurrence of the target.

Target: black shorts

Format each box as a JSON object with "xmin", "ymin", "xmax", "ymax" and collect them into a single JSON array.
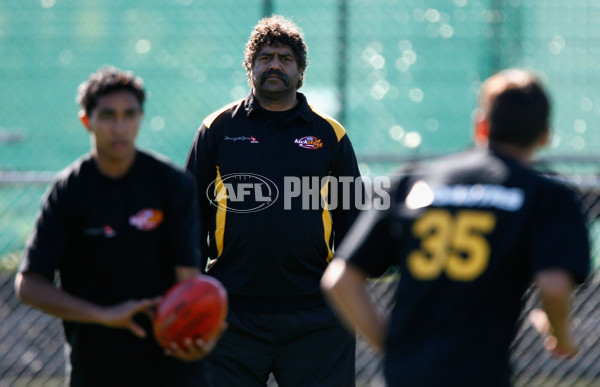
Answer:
[
  {"xmin": 206, "ymin": 304, "xmax": 355, "ymax": 387},
  {"xmin": 65, "ymin": 323, "xmax": 212, "ymax": 387},
  {"xmin": 68, "ymin": 355, "xmax": 211, "ymax": 387}
]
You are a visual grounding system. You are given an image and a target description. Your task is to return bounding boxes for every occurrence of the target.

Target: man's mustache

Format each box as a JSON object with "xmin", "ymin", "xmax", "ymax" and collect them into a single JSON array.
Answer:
[{"xmin": 260, "ymin": 69, "xmax": 289, "ymax": 86}]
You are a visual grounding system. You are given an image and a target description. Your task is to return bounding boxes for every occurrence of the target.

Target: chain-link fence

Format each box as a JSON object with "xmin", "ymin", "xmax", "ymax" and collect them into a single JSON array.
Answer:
[
  {"xmin": 2, "ymin": 0, "xmax": 600, "ymax": 386},
  {"xmin": 1, "ymin": 180, "xmax": 599, "ymax": 386},
  {"xmin": 0, "ymin": 273, "xmax": 65, "ymax": 387}
]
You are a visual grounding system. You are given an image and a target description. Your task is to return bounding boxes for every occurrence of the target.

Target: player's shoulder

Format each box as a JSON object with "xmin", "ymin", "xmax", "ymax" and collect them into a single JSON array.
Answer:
[
  {"xmin": 430, "ymin": 147, "xmax": 495, "ymax": 172},
  {"xmin": 536, "ymin": 172, "xmax": 583, "ymax": 202},
  {"xmin": 307, "ymin": 104, "xmax": 347, "ymax": 142},
  {"xmin": 385, "ymin": 166, "xmax": 428, "ymax": 205},
  {"xmin": 41, "ymin": 154, "xmax": 95, "ymax": 205},
  {"xmin": 202, "ymin": 99, "xmax": 245, "ymax": 129},
  {"xmin": 51, "ymin": 154, "xmax": 94, "ymax": 188},
  {"xmin": 138, "ymin": 148, "xmax": 174, "ymax": 166},
  {"xmin": 138, "ymin": 149, "xmax": 194, "ymax": 184}
]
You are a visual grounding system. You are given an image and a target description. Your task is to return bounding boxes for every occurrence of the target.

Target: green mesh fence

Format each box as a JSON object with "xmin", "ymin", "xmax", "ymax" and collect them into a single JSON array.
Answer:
[
  {"xmin": 2, "ymin": 0, "xmax": 600, "ymax": 255},
  {"xmin": 2, "ymin": 1, "xmax": 600, "ymax": 385}
]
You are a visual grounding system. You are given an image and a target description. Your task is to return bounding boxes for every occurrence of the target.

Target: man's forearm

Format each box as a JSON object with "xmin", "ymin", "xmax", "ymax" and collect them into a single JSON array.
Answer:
[
  {"xmin": 321, "ymin": 258, "xmax": 387, "ymax": 352},
  {"xmin": 535, "ymin": 269, "xmax": 576, "ymax": 354},
  {"xmin": 15, "ymin": 272, "xmax": 105, "ymax": 323},
  {"xmin": 15, "ymin": 271, "xmax": 159, "ymax": 339}
]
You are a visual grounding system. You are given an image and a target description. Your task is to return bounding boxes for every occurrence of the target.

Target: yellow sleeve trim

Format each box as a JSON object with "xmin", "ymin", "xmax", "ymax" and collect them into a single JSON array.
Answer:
[
  {"xmin": 321, "ymin": 177, "xmax": 334, "ymax": 262},
  {"xmin": 214, "ymin": 167, "xmax": 227, "ymax": 257},
  {"xmin": 309, "ymin": 105, "xmax": 347, "ymax": 142},
  {"xmin": 202, "ymin": 100, "xmax": 243, "ymax": 129}
]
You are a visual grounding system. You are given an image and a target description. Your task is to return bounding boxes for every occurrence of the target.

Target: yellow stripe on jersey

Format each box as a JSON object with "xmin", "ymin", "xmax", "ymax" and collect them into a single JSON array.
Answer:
[
  {"xmin": 309, "ymin": 105, "xmax": 347, "ymax": 142},
  {"xmin": 202, "ymin": 100, "xmax": 243, "ymax": 129},
  {"xmin": 321, "ymin": 177, "xmax": 334, "ymax": 262},
  {"xmin": 214, "ymin": 167, "xmax": 227, "ymax": 257}
]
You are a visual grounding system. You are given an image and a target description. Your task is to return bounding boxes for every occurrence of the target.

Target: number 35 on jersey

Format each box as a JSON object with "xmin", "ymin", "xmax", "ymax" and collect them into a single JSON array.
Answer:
[{"xmin": 407, "ymin": 209, "xmax": 497, "ymax": 282}]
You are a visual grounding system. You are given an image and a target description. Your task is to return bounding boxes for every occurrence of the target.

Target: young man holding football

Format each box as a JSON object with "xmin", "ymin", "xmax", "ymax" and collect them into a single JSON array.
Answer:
[{"xmin": 15, "ymin": 66, "xmax": 222, "ymax": 386}]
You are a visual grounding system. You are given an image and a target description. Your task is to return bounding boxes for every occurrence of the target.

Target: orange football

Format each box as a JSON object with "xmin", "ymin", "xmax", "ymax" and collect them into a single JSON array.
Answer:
[{"xmin": 153, "ymin": 276, "xmax": 228, "ymax": 349}]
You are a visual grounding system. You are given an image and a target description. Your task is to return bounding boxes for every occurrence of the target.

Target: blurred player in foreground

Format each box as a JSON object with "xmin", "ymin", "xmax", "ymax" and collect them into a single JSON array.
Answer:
[
  {"xmin": 321, "ymin": 68, "xmax": 591, "ymax": 386},
  {"xmin": 15, "ymin": 66, "xmax": 222, "ymax": 386}
]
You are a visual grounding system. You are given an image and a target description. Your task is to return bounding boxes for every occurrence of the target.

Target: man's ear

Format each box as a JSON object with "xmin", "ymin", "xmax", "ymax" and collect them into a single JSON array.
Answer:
[
  {"xmin": 473, "ymin": 112, "xmax": 490, "ymax": 146},
  {"xmin": 537, "ymin": 126, "xmax": 550, "ymax": 148},
  {"xmin": 79, "ymin": 110, "xmax": 90, "ymax": 130}
]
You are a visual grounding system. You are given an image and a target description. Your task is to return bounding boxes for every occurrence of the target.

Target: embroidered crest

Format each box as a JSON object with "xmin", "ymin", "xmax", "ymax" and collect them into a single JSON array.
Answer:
[
  {"xmin": 294, "ymin": 136, "xmax": 323, "ymax": 150},
  {"xmin": 129, "ymin": 209, "xmax": 164, "ymax": 231}
]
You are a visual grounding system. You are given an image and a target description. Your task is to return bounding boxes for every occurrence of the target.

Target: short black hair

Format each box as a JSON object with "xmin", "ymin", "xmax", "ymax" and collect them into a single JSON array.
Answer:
[
  {"xmin": 243, "ymin": 15, "xmax": 309, "ymax": 89},
  {"xmin": 481, "ymin": 69, "xmax": 550, "ymax": 148},
  {"xmin": 76, "ymin": 66, "xmax": 145, "ymax": 116}
]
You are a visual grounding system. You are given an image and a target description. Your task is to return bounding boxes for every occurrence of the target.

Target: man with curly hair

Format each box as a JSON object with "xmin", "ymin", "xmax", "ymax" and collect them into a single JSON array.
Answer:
[
  {"xmin": 15, "ymin": 66, "xmax": 222, "ymax": 386},
  {"xmin": 185, "ymin": 15, "xmax": 360, "ymax": 386}
]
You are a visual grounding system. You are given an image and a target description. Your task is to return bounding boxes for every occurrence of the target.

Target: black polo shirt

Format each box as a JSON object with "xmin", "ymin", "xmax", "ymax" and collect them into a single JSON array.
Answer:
[
  {"xmin": 185, "ymin": 92, "xmax": 362, "ymax": 312},
  {"xmin": 20, "ymin": 150, "xmax": 207, "ymax": 386}
]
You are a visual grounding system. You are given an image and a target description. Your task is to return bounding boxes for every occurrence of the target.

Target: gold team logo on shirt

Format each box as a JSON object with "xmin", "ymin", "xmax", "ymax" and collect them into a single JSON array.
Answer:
[
  {"xmin": 129, "ymin": 209, "xmax": 164, "ymax": 231},
  {"xmin": 294, "ymin": 136, "xmax": 323, "ymax": 149}
]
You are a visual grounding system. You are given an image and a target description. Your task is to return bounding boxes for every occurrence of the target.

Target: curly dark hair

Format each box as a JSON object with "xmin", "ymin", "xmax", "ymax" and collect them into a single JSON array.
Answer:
[
  {"xmin": 243, "ymin": 15, "xmax": 309, "ymax": 89},
  {"xmin": 76, "ymin": 66, "xmax": 145, "ymax": 116}
]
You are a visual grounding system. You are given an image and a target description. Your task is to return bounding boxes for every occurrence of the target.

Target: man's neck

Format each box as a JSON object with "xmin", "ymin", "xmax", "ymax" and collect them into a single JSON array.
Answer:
[
  {"xmin": 253, "ymin": 90, "xmax": 298, "ymax": 111},
  {"xmin": 93, "ymin": 151, "xmax": 137, "ymax": 179},
  {"xmin": 487, "ymin": 142, "xmax": 535, "ymax": 165}
]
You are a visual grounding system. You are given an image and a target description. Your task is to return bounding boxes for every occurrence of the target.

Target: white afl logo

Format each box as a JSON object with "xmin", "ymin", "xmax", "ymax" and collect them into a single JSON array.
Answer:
[{"xmin": 207, "ymin": 173, "xmax": 279, "ymax": 213}]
